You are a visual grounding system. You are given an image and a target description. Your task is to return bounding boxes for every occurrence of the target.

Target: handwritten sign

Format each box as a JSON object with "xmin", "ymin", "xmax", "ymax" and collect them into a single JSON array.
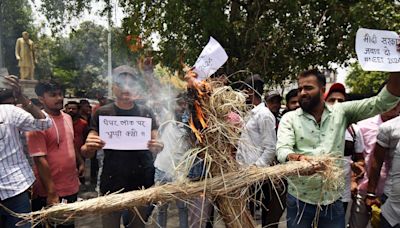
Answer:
[
  {"xmin": 193, "ymin": 37, "xmax": 228, "ymax": 81},
  {"xmin": 99, "ymin": 116, "xmax": 152, "ymax": 150},
  {"xmin": 356, "ymin": 28, "xmax": 400, "ymax": 72}
]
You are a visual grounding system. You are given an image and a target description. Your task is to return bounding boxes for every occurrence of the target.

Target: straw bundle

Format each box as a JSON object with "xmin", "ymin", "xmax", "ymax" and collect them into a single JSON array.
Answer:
[
  {"xmin": 187, "ymin": 83, "xmax": 255, "ymax": 228},
  {"xmin": 14, "ymin": 158, "xmax": 335, "ymax": 226}
]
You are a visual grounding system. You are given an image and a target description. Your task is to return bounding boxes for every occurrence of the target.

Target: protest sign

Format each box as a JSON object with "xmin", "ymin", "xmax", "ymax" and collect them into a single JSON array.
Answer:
[
  {"xmin": 99, "ymin": 116, "xmax": 152, "ymax": 150},
  {"xmin": 355, "ymin": 28, "xmax": 400, "ymax": 72},
  {"xmin": 193, "ymin": 37, "xmax": 228, "ymax": 81}
]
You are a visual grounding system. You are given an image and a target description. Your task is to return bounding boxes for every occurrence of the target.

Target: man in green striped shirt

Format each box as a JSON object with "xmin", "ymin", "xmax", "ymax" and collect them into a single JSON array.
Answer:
[{"xmin": 276, "ymin": 68, "xmax": 400, "ymax": 228}]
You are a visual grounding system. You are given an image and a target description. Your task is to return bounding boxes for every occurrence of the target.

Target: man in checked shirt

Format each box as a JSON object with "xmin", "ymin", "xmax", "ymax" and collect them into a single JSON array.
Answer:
[{"xmin": 0, "ymin": 75, "xmax": 52, "ymax": 228}]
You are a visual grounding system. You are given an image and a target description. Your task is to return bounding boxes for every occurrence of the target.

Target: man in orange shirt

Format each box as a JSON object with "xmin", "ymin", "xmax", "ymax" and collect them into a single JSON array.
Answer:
[{"xmin": 26, "ymin": 81, "xmax": 84, "ymax": 228}]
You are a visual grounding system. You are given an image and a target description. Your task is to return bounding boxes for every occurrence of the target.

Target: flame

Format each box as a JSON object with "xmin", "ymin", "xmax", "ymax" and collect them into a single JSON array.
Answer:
[
  {"xmin": 194, "ymin": 101, "xmax": 207, "ymax": 129},
  {"xmin": 185, "ymin": 69, "xmax": 211, "ymax": 144},
  {"xmin": 189, "ymin": 116, "xmax": 203, "ymax": 143}
]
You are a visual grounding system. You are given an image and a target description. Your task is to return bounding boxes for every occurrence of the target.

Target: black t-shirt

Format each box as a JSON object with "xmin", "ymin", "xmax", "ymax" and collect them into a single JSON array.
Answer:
[{"xmin": 91, "ymin": 102, "xmax": 159, "ymax": 194}]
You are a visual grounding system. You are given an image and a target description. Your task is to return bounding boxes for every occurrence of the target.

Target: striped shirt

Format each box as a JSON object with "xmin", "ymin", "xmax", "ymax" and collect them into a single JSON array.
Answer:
[{"xmin": 0, "ymin": 105, "xmax": 52, "ymax": 200}]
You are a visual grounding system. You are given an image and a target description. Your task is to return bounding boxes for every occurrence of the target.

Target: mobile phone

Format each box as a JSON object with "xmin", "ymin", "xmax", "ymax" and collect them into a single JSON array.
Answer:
[{"xmin": 0, "ymin": 68, "xmax": 11, "ymax": 89}]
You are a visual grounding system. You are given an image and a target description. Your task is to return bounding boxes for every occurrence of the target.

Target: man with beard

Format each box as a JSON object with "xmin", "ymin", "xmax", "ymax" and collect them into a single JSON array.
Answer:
[
  {"xmin": 276, "ymin": 67, "xmax": 400, "ymax": 228},
  {"xmin": 237, "ymin": 75, "xmax": 284, "ymax": 228},
  {"xmin": 65, "ymin": 101, "xmax": 89, "ymax": 153},
  {"xmin": 79, "ymin": 99, "xmax": 92, "ymax": 123},
  {"xmin": 282, "ymin": 88, "xmax": 300, "ymax": 116},
  {"xmin": 26, "ymin": 81, "xmax": 84, "ymax": 228},
  {"xmin": 81, "ymin": 65, "xmax": 163, "ymax": 228},
  {"xmin": 66, "ymin": 101, "xmax": 89, "ymax": 184}
]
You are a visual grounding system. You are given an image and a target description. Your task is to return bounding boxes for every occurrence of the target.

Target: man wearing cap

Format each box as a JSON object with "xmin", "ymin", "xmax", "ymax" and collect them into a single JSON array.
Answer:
[
  {"xmin": 276, "ymin": 65, "xmax": 400, "ymax": 227},
  {"xmin": 237, "ymin": 75, "xmax": 284, "ymax": 227},
  {"xmin": 325, "ymin": 83, "xmax": 365, "ymax": 212},
  {"xmin": 265, "ymin": 90, "xmax": 283, "ymax": 127},
  {"xmin": 81, "ymin": 65, "xmax": 164, "ymax": 228}
]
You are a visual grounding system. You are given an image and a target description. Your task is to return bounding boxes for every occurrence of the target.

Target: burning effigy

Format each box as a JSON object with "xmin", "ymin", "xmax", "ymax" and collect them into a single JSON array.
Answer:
[
  {"xmin": 5, "ymin": 37, "xmax": 343, "ymax": 228},
  {"xmin": 7, "ymin": 67, "xmax": 342, "ymax": 228}
]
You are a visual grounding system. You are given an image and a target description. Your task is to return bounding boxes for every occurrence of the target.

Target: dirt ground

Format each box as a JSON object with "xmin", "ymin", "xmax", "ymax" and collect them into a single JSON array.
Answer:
[{"xmin": 75, "ymin": 200, "xmax": 286, "ymax": 228}]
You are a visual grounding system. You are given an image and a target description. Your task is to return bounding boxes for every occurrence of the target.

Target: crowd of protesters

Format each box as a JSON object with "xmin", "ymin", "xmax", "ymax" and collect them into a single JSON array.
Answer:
[{"xmin": 0, "ymin": 44, "xmax": 400, "ymax": 228}]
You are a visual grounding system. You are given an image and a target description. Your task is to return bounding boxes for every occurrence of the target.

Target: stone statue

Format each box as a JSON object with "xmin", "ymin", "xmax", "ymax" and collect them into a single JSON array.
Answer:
[{"xmin": 15, "ymin": 31, "xmax": 36, "ymax": 80}]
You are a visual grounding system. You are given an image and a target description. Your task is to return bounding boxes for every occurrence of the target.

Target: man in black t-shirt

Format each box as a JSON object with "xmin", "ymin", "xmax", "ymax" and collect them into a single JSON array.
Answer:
[{"xmin": 81, "ymin": 65, "xmax": 163, "ymax": 228}]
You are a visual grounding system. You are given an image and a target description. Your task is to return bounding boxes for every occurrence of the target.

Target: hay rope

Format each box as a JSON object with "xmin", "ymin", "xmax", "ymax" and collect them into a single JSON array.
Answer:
[{"xmin": 12, "ymin": 157, "xmax": 336, "ymax": 226}]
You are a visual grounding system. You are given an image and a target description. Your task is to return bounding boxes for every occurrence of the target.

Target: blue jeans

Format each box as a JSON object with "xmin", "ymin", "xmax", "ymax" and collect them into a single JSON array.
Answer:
[
  {"xmin": 0, "ymin": 191, "xmax": 31, "ymax": 228},
  {"xmin": 154, "ymin": 168, "xmax": 188, "ymax": 228},
  {"xmin": 286, "ymin": 194, "xmax": 345, "ymax": 228}
]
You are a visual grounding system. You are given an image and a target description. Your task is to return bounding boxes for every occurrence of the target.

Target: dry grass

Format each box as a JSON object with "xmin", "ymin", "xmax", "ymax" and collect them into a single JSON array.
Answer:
[{"xmin": 10, "ymin": 158, "xmax": 336, "ymax": 227}]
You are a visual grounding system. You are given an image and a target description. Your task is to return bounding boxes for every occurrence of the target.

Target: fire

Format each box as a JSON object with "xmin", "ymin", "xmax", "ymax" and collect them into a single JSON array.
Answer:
[
  {"xmin": 194, "ymin": 101, "xmax": 207, "ymax": 129},
  {"xmin": 185, "ymin": 69, "xmax": 211, "ymax": 143},
  {"xmin": 189, "ymin": 116, "xmax": 203, "ymax": 143}
]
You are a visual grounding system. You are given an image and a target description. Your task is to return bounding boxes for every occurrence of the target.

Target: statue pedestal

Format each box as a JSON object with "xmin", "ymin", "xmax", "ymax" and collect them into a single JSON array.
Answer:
[{"xmin": 20, "ymin": 80, "xmax": 38, "ymax": 98}]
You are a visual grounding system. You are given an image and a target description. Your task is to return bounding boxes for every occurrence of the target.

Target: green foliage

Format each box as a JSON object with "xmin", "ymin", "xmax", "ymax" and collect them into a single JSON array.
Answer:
[
  {"xmin": 38, "ymin": 0, "xmax": 92, "ymax": 33},
  {"xmin": 35, "ymin": 36, "xmax": 55, "ymax": 79},
  {"xmin": 36, "ymin": 22, "xmax": 111, "ymax": 97},
  {"xmin": 120, "ymin": 0, "xmax": 400, "ymax": 84},
  {"xmin": 345, "ymin": 63, "xmax": 389, "ymax": 94},
  {"xmin": 0, "ymin": 0, "xmax": 35, "ymax": 74},
  {"xmin": 35, "ymin": 0, "xmax": 400, "ymax": 86}
]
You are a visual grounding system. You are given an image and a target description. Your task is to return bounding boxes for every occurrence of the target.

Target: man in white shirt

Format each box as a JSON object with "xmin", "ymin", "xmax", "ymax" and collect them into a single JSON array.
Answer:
[
  {"xmin": 366, "ymin": 115, "xmax": 400, "ymax": 228},
  {"xmin": 153, "ymin": 93, "xmax": 189, "ymax": 228},
  {"xmin": 236, "ymin": 74, "xmax": 282, "ymax": 228},
  {"xmin": 0, "ymin": 76, "xmax": 52, "ymax": 227},
  {"xmin": 324, "ymin": 82, "xmax": 365, "ymax": 211}
]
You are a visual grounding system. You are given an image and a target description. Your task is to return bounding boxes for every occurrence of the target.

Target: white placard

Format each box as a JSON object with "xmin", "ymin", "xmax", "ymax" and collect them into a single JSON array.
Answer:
[
  {"xmin": 355, "ymin": 28, "xmax": 400, "ymax": 72},
  {"xmin": 193, "ymin": 37, "xmax": 228, "ymax": 81},
  {"xmin": 99, "ymin": 116, "xmax": 152, "ymax": 150}
]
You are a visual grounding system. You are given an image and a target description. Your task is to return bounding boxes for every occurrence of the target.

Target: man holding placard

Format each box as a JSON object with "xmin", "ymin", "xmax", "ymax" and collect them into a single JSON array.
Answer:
[{"xmin": 81, "ymin": 65, "xmax": 163, "ymax": 228}]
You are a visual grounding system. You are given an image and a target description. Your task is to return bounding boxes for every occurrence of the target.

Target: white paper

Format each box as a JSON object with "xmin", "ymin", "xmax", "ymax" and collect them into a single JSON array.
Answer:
[
  {"xmin": 99, "ymin": 116, "xmax": 152, "ymax": 150},
  {"xmin": 356, "ymin": 28, "xmax": 400, "ymax": 72},
  {"xmin": 193, "ymin": 37, "xmax": 228, "ymax": 81}
]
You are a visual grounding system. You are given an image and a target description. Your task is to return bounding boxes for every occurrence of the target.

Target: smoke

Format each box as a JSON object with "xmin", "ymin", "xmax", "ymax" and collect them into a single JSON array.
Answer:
[
  {"xmin": 114, "ymin": 64, "xmax": 193, "ymax": 179},
  {"xmin": 111, "ymin": 64, "xmax": 185, "ymax": 124}
]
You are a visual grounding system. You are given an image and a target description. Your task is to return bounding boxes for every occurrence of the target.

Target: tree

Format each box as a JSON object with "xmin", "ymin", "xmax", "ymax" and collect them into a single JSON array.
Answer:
[
  {"xmin": 36, "ymin": 21, "xmax": 110, "ymax": 97},
  {"xmin": 0, "ymin": 0, "xmax": 35, "ymax": 74},
  {"xmin": 52, "ymin": 21, "xmax": 114, "ymax": 97},
  {"xmin": 38, "ymin": 0, "xmax": 400, "ymax": 85},
  {"xmin": 345, "ymin": 63, "xmax": 388, "ymax": 94}
]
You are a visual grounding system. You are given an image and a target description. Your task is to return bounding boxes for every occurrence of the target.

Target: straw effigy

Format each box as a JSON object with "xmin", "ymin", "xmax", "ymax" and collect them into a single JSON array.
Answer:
[
  {"xmin": 186, "ymin": 82, "xmax": 256, "ymax": 227},
  {"xmin": 11, "ymin": 157, "xmax": 336, "ymax": 226},
  {"xmin": 10, "ymin": 76, "xmax": 342, "ymax": 227}
]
